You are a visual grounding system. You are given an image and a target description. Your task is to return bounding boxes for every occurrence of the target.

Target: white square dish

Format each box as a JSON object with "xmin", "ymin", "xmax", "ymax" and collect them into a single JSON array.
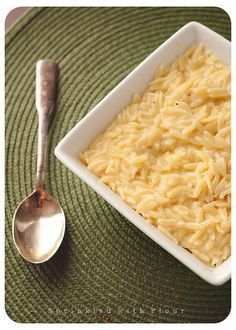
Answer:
[{"xmin": 55, "ymin": 21, "xmax": 231, "ymax": 285}]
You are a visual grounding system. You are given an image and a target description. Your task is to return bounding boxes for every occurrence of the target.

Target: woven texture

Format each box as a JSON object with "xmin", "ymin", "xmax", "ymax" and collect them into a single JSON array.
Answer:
[{"xmin": 5, "ymin": 7, "xmax": 231, "ymax": 323}]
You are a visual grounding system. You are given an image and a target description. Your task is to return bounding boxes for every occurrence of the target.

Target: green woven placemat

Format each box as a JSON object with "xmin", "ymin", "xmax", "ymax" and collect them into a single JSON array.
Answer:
[{"xmin": 5, "ymin": 7, "xmax": 231, "ymax": 323}]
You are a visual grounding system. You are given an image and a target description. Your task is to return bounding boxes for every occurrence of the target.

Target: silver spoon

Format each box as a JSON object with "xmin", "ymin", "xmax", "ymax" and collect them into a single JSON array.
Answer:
[{"xmin": 12, "ymin": 59, "xmax": 65, "ymax": 263}]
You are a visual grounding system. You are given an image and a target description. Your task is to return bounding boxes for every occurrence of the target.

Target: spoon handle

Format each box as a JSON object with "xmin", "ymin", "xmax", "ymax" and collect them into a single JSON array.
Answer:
[{"xmin": 35, "ymin": 59, "xmax": 58, "ymax": 190}]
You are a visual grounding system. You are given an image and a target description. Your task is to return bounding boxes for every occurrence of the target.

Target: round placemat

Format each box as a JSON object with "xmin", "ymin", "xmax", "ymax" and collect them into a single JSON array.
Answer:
[{"xmin": 5, "ymin": 7, "xmax": 231, "ymax": 323}]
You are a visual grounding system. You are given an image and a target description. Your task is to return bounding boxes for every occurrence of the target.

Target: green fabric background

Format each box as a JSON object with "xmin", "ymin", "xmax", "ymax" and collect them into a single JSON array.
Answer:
[{"xmin": 5, "ymin": 7, "xmax": 231, "ymax": 323}]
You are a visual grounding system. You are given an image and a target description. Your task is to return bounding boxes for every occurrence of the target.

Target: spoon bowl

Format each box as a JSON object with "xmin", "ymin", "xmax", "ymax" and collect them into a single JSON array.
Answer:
[{"xmin": 13, "ymin": 190, "xmax": 65, "ymax": 263}]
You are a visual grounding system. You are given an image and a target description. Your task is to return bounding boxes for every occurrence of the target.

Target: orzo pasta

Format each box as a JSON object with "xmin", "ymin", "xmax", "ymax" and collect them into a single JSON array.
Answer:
[{"xmin": 80, "ymin": 44, "xmax": 231, "ymax": 266}]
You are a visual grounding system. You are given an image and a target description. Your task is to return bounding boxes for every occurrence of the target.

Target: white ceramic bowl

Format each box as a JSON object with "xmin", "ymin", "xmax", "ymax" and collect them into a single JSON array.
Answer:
[{"xmin": 55, "ymin": 22, "xmax": 231, "ymax": 285}]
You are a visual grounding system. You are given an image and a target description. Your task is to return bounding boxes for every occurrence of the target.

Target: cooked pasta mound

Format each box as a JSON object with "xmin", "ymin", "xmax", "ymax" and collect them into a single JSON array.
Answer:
[{"xmin": 80, "ymin": 44, "xmax": 231, "ymax": 266}]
